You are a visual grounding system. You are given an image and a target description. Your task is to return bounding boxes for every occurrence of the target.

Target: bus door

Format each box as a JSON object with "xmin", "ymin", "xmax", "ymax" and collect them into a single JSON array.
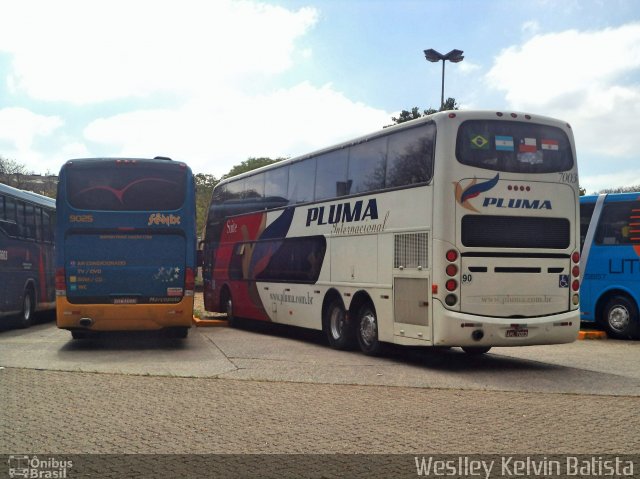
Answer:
[{"xmin": 391, "ymin": 231, "xmax": 432, "ymax": 342}]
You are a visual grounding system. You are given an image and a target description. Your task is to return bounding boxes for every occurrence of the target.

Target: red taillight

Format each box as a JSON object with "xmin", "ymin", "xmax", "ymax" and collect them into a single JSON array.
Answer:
[
  {"xmin": 445, "ymin": 279, "xmax": 457, "ymax": 291},
  {"xmin": 572, "ymin": 252, "xmax": 580, "ymax": 263},
  {"xmin": 572, "ymin": 280, "xmax": 580, "ymax": 291},
  {"xmin": 55, "ymin": 267, "xmax": 66, "ymax": 294},
  {"xmin": 185, "ymin": 267, "xmax": 195, "ymax": 291},
  {"xmin": 446, "ymin": 264, "xmax": 458, "ymax": 276},
  {"xmin": 446, "ymin": 250, "xmax": 458, "ymax": 262},
  {"xmin": 572, "ymin": 266, "xmax": 580, "ymax": 277}
]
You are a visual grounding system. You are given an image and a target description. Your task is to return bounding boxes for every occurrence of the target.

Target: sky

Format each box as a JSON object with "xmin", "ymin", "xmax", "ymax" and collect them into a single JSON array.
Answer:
[{"xmin": 0, "ymin": 0, "xmax": 639, "ymax": 193}]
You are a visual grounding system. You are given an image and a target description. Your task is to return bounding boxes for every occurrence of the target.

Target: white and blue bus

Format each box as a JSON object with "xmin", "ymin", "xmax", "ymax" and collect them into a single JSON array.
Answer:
[
  {"xmin": 580, "ymin": 192, "xmax": 640, "ymax": 339},
  {"xmin": 202, "ymin": 110, "xmax": 581, "ymax": 355},
  {"xmin": 0, "ymin": 182, "xmax": 56, "ymax": 328}
]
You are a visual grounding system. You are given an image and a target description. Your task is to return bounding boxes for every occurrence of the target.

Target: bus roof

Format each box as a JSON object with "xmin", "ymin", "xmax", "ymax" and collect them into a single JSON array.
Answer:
[
  {"xmin": 0, "ymin": 181, "xmax": 55, "ymax": 209},
  {"xmin": 60, "ymin": 157, "xmax": 190, "ymax": 170},
  {"xmin": 214, "ymin": 109, "xmax": 572, "ymax": 188},
  {"xmin": 580, "ymin": 192, "xmax": 640, "ymax": 203}
]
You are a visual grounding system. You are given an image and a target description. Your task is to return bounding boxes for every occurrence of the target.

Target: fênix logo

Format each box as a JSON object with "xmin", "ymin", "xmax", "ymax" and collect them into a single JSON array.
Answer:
[
  {"xmin": 454, "ymin": 174, "xmax": 500, "ymax": 212},
  {"xmin": 147, "ymin": 213, "xmax": 181, "ymax": 226}
]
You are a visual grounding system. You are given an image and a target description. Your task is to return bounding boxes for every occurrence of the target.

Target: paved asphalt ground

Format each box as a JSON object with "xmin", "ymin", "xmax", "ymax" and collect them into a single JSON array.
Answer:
[{"xmin": 1, "ymin": 294, "xmax": 639, "ymax": 477}]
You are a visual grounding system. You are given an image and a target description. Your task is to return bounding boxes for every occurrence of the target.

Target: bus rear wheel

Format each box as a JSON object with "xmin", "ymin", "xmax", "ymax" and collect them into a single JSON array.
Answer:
[
  {"xmin": 602, "ymin": 295, "xmax": 640, "ymax": 339},
  {"xmin": 356, "ymin": 303, "xmax": 382, "ymax": 356},
  {"xmin": 17, "ymin": 288, "xmax": 35, "ymax": 329},
  {"xmin": 324, "ymin": 298, "xmax": 354, "ymax": 350}
]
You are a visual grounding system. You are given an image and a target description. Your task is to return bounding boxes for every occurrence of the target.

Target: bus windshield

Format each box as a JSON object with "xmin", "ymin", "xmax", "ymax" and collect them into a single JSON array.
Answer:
[
  {"xmin": 66, "ymin": 163, "xmax": 187, "ymax": 211},
  {"xmin": 456, "ymin": 120, "xmax": 573, "ymax": 173}
]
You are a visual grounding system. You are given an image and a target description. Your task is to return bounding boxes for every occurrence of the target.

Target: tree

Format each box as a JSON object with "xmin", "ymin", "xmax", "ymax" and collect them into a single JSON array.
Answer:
[
  {"xmin": 195, "ymin": 173, "xmax": 218, "ymax": 235},
  {"xmin": 0, "ymin": 156, "xmax": 33, "ymax": 189},
  {"xmin": 387, "ymin": 97, "xmax": 459, "ymax": 127}
]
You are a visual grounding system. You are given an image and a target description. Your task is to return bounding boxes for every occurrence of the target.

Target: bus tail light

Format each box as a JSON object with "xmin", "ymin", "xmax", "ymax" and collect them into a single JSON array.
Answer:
[
  {"xmin": 444, "ymin": 248, "xmax": 460, "ymax": 306},
  {"xmin": 55, "ymin": 267, "xmax": 66, "ymax": 296},
  {"xmin": 571, "ymin": 250, "xmax": 580, "ymax": 296},
  {"xmin": 185, "ymin": 267, "xmax": 195, "ymax": 297}
]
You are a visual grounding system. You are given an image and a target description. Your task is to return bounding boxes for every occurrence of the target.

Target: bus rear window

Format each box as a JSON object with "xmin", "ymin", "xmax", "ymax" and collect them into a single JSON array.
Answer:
[
  {"xmin": 66, "ymin": 164, "xmax": 187, "ymax": 211},
  {"xmin": 456, "ymin": 120, "xmax": 573, "ymax": 173}
]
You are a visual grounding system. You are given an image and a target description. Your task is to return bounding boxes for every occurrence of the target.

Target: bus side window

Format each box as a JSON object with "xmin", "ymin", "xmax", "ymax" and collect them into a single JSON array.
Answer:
[
  {"xmin": 387, "ymin": 122, "xmax": 435, "ymax": 188},
  {"xmin": 595, "ymin": 201, "xmax": 635, "ymax": 245}
]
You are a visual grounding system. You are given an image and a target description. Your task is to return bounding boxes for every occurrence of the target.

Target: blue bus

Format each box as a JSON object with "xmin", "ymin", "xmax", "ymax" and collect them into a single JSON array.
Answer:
[
  {"xmin": 580, "ymin": 192, "xmax": 640, "ymax": 339},
  {"xmin": 0, "ymin": 182, "xmax": 56, "ymax": 328},
  {"xmin": 55, "ymin": 157, "xmax": 197, "ymax": 339}
]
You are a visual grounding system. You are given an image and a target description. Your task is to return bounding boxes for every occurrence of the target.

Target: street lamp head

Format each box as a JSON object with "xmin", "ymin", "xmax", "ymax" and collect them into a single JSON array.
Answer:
[
  {"xmin": 444, "ymin": 49, "xmax": 464, "ymax": 63},
  {"xmin": 423, "ymin": 48, "xmax": 444, "ymax": 62}
]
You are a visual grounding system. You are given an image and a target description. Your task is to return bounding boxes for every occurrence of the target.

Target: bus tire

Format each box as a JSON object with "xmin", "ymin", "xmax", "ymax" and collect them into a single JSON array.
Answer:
[
  {"xmin": 223, "ymin": 289, "xmax": 237, "ymax": 327},
  {"xmin": 602, "ymin": 295, "xmax": 640, "ymax": 339},
  {"xmin": 71, "ymin": 330, "xmax": 89, "ymax": 340},
  {"xmin": 462, "ymin": 346, "xmax": 491, "ymax": 355},
  {"xmin": 166, "ymin": 327, "xmax": 189, "ymax": 339},
  {"xmin": 356, "ymin": 303, "xmax": 382, "ymax": 356},
  {"xmin": 324, "ymin": 298, "xmax": 354, "ymax": 350},
  {"xmin": 17, "ymin": 288, "xmax": 35, "ymax": 329}
]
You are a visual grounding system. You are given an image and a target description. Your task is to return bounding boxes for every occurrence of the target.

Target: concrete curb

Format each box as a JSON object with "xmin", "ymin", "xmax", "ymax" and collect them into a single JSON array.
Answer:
[
  {"xmin": 578, "ymin": 330, "xmax": 607, "ymax": 340},
  {"xmin": 192, "ymin": 316, "xmax": 229, "ymax": 327}
]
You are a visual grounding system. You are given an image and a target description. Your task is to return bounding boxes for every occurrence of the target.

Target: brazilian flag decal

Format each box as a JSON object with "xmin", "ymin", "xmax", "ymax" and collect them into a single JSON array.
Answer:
[{"xmin": 470, "ymin": 134, "xmax": 489, "ymax": 150}]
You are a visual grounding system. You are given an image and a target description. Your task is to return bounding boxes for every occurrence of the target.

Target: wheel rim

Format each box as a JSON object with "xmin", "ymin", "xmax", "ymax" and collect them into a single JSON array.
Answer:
[
  {"xmin": 359, "ymin": 311, "xmax": 377, "ymax": 347},
  {"xmin": 23, "ymin": 294, "xmax": 32, "ymax": 321},
  {"xmin": 608, "ymin": 305, "xmax": 630, "ymax": 332},
  {"xmin": 329, "ymin": 306, "xmax": 345, "ymax": 340},
  {"xmin": 226, "ymin": 297, "xmax": 233, "ymax": 319}
]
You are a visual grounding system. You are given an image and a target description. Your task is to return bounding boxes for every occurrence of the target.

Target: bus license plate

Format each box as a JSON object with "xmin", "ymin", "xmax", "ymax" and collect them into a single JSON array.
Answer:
[
  {"xmin": 506, "ymin": 328, "xmax": 528, "ymax": 338},
  {"xmin": 114, "ymin": 298, "xmax": 138, "ymax": 304}
]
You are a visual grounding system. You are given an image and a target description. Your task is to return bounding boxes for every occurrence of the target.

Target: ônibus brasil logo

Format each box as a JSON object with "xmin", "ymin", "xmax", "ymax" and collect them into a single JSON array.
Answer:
[{"xmin": 454, "ymin": 174, "xmax": 500, "ymax": 212}]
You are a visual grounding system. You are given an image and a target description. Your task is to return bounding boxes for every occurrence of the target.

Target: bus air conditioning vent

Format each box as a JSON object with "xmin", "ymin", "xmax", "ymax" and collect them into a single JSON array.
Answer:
[{"xmin": 394, "ymin": 232, "xmax": 428, "ymax": 269}]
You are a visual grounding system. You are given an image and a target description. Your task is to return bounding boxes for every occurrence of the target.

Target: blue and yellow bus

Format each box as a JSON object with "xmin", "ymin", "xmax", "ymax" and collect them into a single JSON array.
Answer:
[
  {"xmin": 0, "ymin": 182, "xmax": 56, "ymax": 328},
  {"xmin": 55, "ymin": 157, "xmax": 196, "ymax": 339},
  {"xmin": 580, "ymin": 192, "xmax": 640, "ymax": 339}
]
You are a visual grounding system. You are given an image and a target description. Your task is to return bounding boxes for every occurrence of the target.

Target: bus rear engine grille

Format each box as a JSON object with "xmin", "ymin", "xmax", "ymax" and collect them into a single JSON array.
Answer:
[{"xmin": 461, "ymin": 215, "xmax": 570, "ymax": 249}]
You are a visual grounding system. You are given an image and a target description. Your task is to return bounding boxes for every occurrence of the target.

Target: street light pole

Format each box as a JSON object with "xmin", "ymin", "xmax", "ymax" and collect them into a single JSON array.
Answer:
[{"xmin": 423, "ymin": 48, "xmax": 464, "ymax": 110}]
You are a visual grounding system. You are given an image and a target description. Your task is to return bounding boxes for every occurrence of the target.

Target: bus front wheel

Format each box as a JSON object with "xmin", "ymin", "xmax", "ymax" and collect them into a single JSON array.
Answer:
[
  {"xmin": 324, "ymin": 298, "xmax": 354, "ymax": 350},
  {"xmin": 603, "ymin": 295, "xmax": 640, "ymax": 339},
  {"xmin": 356, "ymin": 303, "xmax": 382, "ymax": 356},
  {"xmin": 17, "ymin": 288, "xmax": 35, "ymax": 329}
]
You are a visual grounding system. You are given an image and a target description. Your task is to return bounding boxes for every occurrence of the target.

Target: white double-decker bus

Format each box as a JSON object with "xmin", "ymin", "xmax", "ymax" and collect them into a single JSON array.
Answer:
[{"xmin": 201, "ymin": 110, "xmax": 580, "ymax": 355}]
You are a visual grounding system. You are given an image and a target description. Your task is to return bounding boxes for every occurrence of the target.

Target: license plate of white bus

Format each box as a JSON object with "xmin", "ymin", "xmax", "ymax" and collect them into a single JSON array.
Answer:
[{"xmin": 506, "ymin": 328, "xmax": 528, "ymax": 338}]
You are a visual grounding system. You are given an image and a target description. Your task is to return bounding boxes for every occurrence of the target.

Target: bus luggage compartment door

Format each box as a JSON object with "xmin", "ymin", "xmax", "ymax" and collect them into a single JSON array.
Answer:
[{"xmin": 393, "ymin": 276, "xmax": 432, "ymax": 341}]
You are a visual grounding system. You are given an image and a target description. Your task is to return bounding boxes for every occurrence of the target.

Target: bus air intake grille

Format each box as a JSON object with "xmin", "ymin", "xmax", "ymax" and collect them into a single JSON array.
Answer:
[
  {"xmin": 461, "ymin": 215, "xmax": 570, "ymax": 249},
  {"xmin": 394, "ymin": 232, "xmax": 428, "ymax": 269}
]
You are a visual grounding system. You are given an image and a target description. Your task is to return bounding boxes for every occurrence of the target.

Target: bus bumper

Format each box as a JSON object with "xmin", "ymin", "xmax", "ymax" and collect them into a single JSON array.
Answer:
[
  {"xmin": 56, "ymin": 296, "xmax": 194, "ymax": 331},
  {"xmin": 431, "ymin": 300, "xmax": 580, "ymax": 347}
]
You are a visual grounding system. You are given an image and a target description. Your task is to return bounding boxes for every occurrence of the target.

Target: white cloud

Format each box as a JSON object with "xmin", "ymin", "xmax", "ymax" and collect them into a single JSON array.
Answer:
[
  {"xmin": 0, "ymin": 108, "xmax": 66, "ymax": 172},
  {"xmin": 84, "ymin": 82, "xmax": 391, "ymax": 177},
  {"xmin": 485, "ymin": 22, "xmax": 640, "ymax": 191},
  {"xmin": 0, "ymin": 0, "xmax": 318, "ymax": 103}
]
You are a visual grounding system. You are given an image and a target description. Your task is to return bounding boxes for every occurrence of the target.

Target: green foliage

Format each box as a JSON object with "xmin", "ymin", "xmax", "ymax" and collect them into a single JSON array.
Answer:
[
  {"xmin": 195, "ymin": 173, "xmax": 218, "ymax": 236},
  {"xmin": 387, "ymin": 98, "xmax": 459, "ymax": 127},
  {"xmin": 599, "ymin": 185, "xmax": 640, "ymax": 194}
]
